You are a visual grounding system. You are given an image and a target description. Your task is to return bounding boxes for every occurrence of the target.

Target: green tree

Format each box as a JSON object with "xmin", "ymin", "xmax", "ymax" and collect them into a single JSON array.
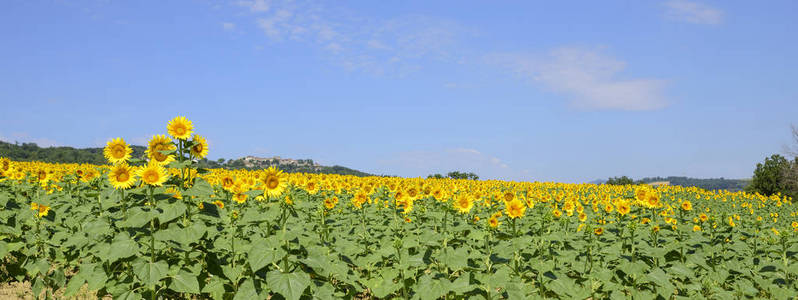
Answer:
[
  {"xmin": 746, "ymin": 154, "xmax": 792, "ymax": 196},
  {"xmin": 605, "ymin": 176, "xmax": 635, "ymax": 185}
]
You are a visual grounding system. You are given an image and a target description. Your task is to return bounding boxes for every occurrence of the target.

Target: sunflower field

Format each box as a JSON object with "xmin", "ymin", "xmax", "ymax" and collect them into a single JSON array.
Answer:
[{"xmin": 1, "ymin": 117, "xmax": 798, "ymax": 300}]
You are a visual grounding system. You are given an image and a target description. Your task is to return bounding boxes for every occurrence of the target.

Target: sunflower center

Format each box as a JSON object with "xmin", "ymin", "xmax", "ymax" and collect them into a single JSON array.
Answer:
[
  {"xmin": 145, "ymin": 172, "xmax": 158, "ymax": 183},
  {"xmin": 193, "ymin": 144, "xmax": 203, "ymax": 152},
  {"xmin": 175, "ymin": 127, "xmax": 185, "ymax": 135},
  {"xmin": 112, "ymin": 146, "xmax": 125, "ymax": 158},
  {"xmin": 117, "ymin": 172, "xmax": 129, "ymax": 182},
  {"xmin": 266, "ymin": 177, "xmax": 279, "ymax": 189}
]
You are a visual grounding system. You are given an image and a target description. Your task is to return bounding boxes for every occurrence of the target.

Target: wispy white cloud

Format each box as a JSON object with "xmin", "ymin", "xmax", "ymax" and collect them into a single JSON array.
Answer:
[
  {"xmin": 221, "ymin": 22, "xmax": 236, "ymax": 30},
  {"xmin": 487, "ymin": 47, "xmax": 669, "ymax": 111},
  {"xmin": 236, "ymin": 0, "xmax": 271, "ymax": 12},
  {"xmin": 236, "ymin": 0, "xmax": 470, "ymax": 75},
  {"xmin": 663, "ymin": 0, "xmax": 724, "ymax": 25}
]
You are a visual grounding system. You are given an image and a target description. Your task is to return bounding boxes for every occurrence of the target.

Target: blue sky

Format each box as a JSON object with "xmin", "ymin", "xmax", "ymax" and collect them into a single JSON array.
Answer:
[{"xmin": 1, "ymin": 0, "xmax": 796, "ymax": 182}]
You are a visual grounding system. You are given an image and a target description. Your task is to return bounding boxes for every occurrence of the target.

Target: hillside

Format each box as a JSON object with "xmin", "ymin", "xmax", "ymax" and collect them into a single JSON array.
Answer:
[
  {"xmin": 0, "ymin": 140, "xmax": 374, "ymax": 176},
  {"xmin": 639, "ymin": 176, "xmax": 750, "ymax": 192}
]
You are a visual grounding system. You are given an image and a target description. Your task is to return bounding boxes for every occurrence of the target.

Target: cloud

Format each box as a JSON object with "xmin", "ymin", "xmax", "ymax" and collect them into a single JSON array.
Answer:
[
  {"xmin": 378, "ymin": 148, "xmax": 520, "ymax": 180},
  {"xmin": 237, "ymin": 1, "xmax": 470, "ymax": 75},
  {"xmin": 221, "ymin": 22, "xmax": 236, "ymax": 30},
  {"xmin": 236, "ymin": 0, "xmax": 271, "ymax": 12},
  {"xmin": 487, "ymin": 47, "xmax": 669, "ymax": 111},
  {"xmin": 663, "ymin": 0, "xmax": 724, "ymax": 25}
]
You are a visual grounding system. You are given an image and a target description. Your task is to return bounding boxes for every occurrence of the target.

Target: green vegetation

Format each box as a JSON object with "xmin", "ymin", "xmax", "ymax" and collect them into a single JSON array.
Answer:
[
  {"xmin": 0, "ymin": 140, "xmax": 373, "ymax": 177},
  {"xmin": 639, "ymin": 176, "xmax": 750, "ymax": 192},
  {"xmin": 0, "ymin": 140, "xmax": 146, "ymax": 165},
  {"xmin": 604, "ymin": 176, "xmax": 637, "ymax": 185},
  {"xmin": 746, "ymin": 154, "xmax": 798, "ymax": 198},
  {"xmin": 427, "ymin": 171, "xmax": 479, "ymax": 180}
]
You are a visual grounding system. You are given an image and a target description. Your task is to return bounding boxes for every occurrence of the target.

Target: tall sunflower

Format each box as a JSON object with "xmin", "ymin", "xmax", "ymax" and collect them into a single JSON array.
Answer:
[
  {"xmin": 108, "ymin": 163, "xmax": 136, "ymax": 189},
  {"xmin": 506, "ymin": 198, "xmax": 526, "ymax": 219},
  {"xmin": 189, "ymin": 134, "xmax": 209, "ymax": 158},
  {"xmin": 103, "ymin": 138, "xmax": 132, "ymax": 165},
  {"xmin": 138, "ymin": 163, "xmax": 169, "ymax": 186},
  {"xmin": 167, "ymin": 116, "xmax": 193, "ymax": 140},
  {"xmin": 452, "ymin": 194, "xmax": 474, "ymax": 214},
  {"xmin": 261, "ymin": 167, "xmax": 287, "ymax": 198},
  {"xmin": 146, "ymin": 135, "xmax": 176, "ymax": 165}
]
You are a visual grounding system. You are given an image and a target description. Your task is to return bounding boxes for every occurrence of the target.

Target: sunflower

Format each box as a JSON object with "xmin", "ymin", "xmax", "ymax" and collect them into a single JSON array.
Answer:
[
  {"xmin": 324, "ymin": 197, "xmax": 338, "ymax": 209},
  {"xmin": 30, "ymin": 202, "xmax": 50, "ymax": 217},
  {"xmin": 261, "ymin": 167, "xmax": 287, "ymax": 198},
  {"xmin": 167, "ymin": 116, "xmax": 193, "ymax": 140},
  {"xmin": 594, "ymin": 227, "xmax": 604, "ymax": 236},
  {"xmin": 681, "ymin": 201, "xmax": 693, "ymax": 211},
  {"xmin": 104, "ymin": 138, "xmax": 132, "ymax": 164},
  {"xmin": 137, "ymin": 163, "xmax": 169, "ymax": 186},
  {"xmin": 189, "ymin": 134, "xmax": 209, "ymax": 158},
  {"xmin": 146, "ymin": 135, "xmax": 176, "ymax": 165},
  {"xmin": 108, "ymin": 163, "xmax": 136, "ymax": 189},
  {"xmin": 616, "ymin": 201, "xmax": 631, "ymax": 216},
  {"xmin": 488, "ymin": 215, "xmax": 500, "ymax": 228},
  {"xmin": 453, "ymin": 194, "xmax": 474, "ymax": 214},
  {"xmin": 506, "ymin": 198, "xmax": 526, "ymax": 219},
  {"xmin": 0, "ymin": 157, "xmax": 10, "ymax": 174},
  {"xmin": 220, "ymin": 175, "xmax": 235, "ymax": 191},
  {"xmin": 233, "ymin": 193, "xmax": 247, "ymax": 204}
]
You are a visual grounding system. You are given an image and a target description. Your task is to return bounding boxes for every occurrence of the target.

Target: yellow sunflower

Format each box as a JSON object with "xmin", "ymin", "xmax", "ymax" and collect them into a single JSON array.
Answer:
[
  {"xmin": 0, "ymin": 157, "xmax": 11, "ymax": 174},
  {"xmin": 108, "ymin": 163, "xmax": 136, "ymax": 189},
  {"xmin": 103, "ymin": 138, "xmax": 132, "ymax": 164},
  {"xmin": 31, "ymin": 202, "xmax": 51, "ymax": 217},
  {"xmin": 189, "ymin": 134, "xmax": 209, "ymax": 158},
  {"xmin": 146, "ymin": 135, "xmax": 176, "ymax": 165},
  {"xmin": 452, "ymin": 194, "xmax": 474, "ymax": 214},
  {"xmin": 137, "ymin": 163, "xmax": 169, "ymax": 186},
  {"xmin": 167, "ymin": 116, "xmax": 193, "ymax": 140},
  {"xmin": 506, "ymin": 198, "xmax": 526, "ymax": 219},
  {"xmin": 260, "ymin": 167, "xmax": 287, "ymax": 198}
]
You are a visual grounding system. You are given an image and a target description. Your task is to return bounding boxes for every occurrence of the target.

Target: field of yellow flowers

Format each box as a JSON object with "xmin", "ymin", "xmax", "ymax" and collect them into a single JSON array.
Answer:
[{"xmin": 1, "ymin": 117, "xmax": 797, "ymax": 299}]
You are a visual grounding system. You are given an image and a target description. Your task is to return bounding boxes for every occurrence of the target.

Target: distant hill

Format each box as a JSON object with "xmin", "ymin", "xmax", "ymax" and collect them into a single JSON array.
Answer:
[
  {"xmin": 639, "ymin": 176, "xmax": 749, "ymax": 192},
  {"xmin": 0, "ymin": 140, "xmax": 374, "ymax": 177},
  {"xmin": 0, "ymin": 140, "xmax": 146, "ymax": 165},
  {"xmin": 591, "ymin": 175, "xmax": 750, "ymax": 192}
]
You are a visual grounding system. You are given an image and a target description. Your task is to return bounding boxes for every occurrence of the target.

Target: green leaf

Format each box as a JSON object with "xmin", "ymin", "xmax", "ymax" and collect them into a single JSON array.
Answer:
[
  {"xmin": 233, "ymin": 278, "xmax": 259, "ymax": 300},
  {"xmin": 366, "ymin": 276, "xmax": 400, "ymax": 298},
  {"xmin": 416, "ymin": 274, "xmax": 451, "ymax": 300},
  {"xmin": 107, "ymin": 234, "xmax": 139, "ymax": 263},
  {"xmin": 158, "ymin": 201, "xmax": 186, "ymax": 223},
  {"xmin": 449, "ymin": 273, "xmax": 473, "ymax": 294},
  {"xmin": 646, "ymin": 267, "xmax": 675, "ymax": 298},
  {"xmin": 117, "ymin": 291, "xmax": 144, "ymax": 300},
  {"xmin": 248, "ymin": 241, "xmax": 283, "ymax": 273},
  {"xmin": 63, "ymin": 274, "xmax": 86, "ymax": 298},
  {"xmin": 133, "ymin": 260, "xmax": 169, "ymax": 286},
  {"xmin": 202, "ymin": 276, "xmax": 226, "ymax": 300},
  {"xmin": 119, "ymin": 208, "xmax": 153, "ymax": 228},
  {"xmin": 184, "ymin": 179, "xmax": 213, "ymax": 197},
  {"xmin": 170, "ymin": 269, "xmax": 200, "ymax": 294},
  {"xmin": 267, "ymin": 271, "xmax": 310, "ymax": 300}
]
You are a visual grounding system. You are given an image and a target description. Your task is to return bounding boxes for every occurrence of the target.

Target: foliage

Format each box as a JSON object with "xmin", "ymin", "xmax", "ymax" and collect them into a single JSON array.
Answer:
[
  {"xmin": 427, "ymin": 171, "xmax": 479, "ymax": 180},
  {"xmin": 605, "ymin": 176, "xmax": 637, "ymax": 185},
  {"xmin": 639, "ymin": 176, "xmax": 750, "ymax": 192},
  {"xmin": 0, "ymin": 140, "xmax": 146, "ymax": 165},
  {"xmin": 1, "ymin": 118, "xmax": 798, "ymax": 299},
  {"xmin": 746, "ymin": 154, "xmax": 797, "ymax": 197},
  {"xmin": 0, "ymin": 140, "xmax": 373, "ymax": 177}
]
